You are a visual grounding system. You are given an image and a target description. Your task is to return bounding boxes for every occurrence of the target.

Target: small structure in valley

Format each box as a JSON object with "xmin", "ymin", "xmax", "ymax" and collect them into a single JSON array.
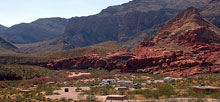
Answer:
[
  {"xmin": 19, "ymin": 90, "xmax": 33, "ymax": 97},
  {"xmin": 47, "ymin": 82, "xmax": 55, "ymax": 85},
  {"xmin": 163, "ymin": 77, "xmax": 175, "ymax": 82},
  {"xmin": 105, "ymin": 95, "xmax": 129, "ymax": 102},
  {"xmin": 150, "ymin": 78, "xmax": 155, "ymax": 83},
  {"xmin": 20, "ymin": 90, "xmax": 32, "ymax": 93},
  {"xmin": 46, "ymin": 87, "xmax": 90, "ymax": 100},
  {"xmin": 117, "ymin": 80, "xmax": 133, "ymax": 87},
  {"xmin": 99, "ymin": 79, "xmax": 116, "ymax": 86},
  {"xmin": 191, "ymin": 85, "xmax": 220, "ymax": 92},
  {"xmin": 115, "ymin": 87, "xmax": 129, "ymax": 91},
  {"xmin": 64, "ymin": 88, "xmax": 69, "ymax": 92}
]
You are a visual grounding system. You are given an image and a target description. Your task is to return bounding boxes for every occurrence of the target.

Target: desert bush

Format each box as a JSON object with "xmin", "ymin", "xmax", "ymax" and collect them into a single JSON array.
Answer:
[
  {"xmin": 65, "ymin": 74, "xmax": 92, "ymax": 81},
  {"xmin": 141, "ymin": 89, "xmax": 155, "ymax": 98},
  {"xmin": 19, "ymin": 81, "xmax": 34, "ymax": 87},
  {"xmin": 75, "ymin": 87, "xmax": 82, "ymax": 92},
  {"xmin": 32, "ymin": 77, "xmax": 52, "ymax": 85},
  {"xmin": 0, "ymin": 81, "xmax": 8, "ymax": 88},
  {"xmin": 0, "ymin": 55, "xmax": 50, "ymax": 65},
  {"xmin": 186, "ymin": 88, "xmax": 206, "ymax": 98},
  {"xmin": 0, "ymin": 65, "xmax": 55, "ymax": 80},
  {"xmin": 99, "ymin": 74, "xmax": 113, "ymax": 79},
  {"xmin": 59, "ymin": 98, "xmax": 68, "ymax": 102},
  {"xmin": 133, "ymin": 84, "xmax": 142, "ymax": 89},
  {"xmin": 35, "ymin": 84, "xmax": 56, "ymax": 95},
  {"xmin": 0, "ymin": 68, "xmax": 22, "ymax": 80},
  {"xmin": 85, "ymin": 95, "xmax": 99, "ymax": 102},
  {"xmin": 84, "ymin": 85, "xmax": 114, "ymax": 95},
  {"xmin": 154, "ymin": 83, "xmax": 176, "ymax": 98},
  {"xmin": 110, "ymin": 69, "xmax": 121, "ymax": 74},
  {"xmin": 77, "ymin": 93, "xmax": 85, "ymax": 101},
  {"xmin": 131, "ymin": 84, "xmax": 176, "ymax": 99},
  {"xmin": 211, "ymin": 92, "xmax": 220, "ymax": 99}
]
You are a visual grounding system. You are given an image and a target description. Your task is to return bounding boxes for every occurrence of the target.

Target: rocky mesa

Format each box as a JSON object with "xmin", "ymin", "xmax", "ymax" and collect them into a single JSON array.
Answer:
[{"xmin": 26, "ymin": 7, "xmax": 220, "ymax": 76}]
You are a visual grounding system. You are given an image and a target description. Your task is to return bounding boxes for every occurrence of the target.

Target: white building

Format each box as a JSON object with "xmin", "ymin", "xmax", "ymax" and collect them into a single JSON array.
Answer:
[
  {"xmin": 117, "ymin": 80, "xmax": 133, "ymax": 87},
  {"xmin": 163, "ymin": 77, "xmax": 175, "ymax": 82},
  {"xmin": 99, "ymin": 79, "xmax": 116, "ymax": 86}
]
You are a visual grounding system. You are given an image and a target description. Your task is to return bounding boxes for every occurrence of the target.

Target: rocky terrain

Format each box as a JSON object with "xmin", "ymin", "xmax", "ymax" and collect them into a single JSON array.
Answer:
[
  {"xmin": 0, "ymin": 37, "xmax": 18, "ymax": 54},
  {"xmin": 0, "ymin": 24, "xmax": 7, "ymax": 35},
  {"xmin": 16, "ymin": 37, "xmax": 74, "ymax": 54},
  {"xmin": 200, "ymin": 0, "xmax": 220, "ymax": 28},
  {"xmin": 26, "ymin": 7, "xmax": 220, "ymax": 76},
  {"xmin": 2, "ymin": 17, "xmax": 68, "ymax": 44},
  {"xmin": 63, "ymin": 0, "xmax": 210, "ymax": 49},
  {"xmin": 28, "ymin": 41, "xmax": 126, "ymax": 58},
  {"xmin": 2, "ymin": 0, "xmax": 219, "ymax": 54}
]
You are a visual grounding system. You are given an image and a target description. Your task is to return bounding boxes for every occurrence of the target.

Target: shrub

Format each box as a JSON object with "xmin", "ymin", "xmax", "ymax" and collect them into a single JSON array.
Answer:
[
  {"xmin": 0, "ymin": 81, "xmax": 8, "ymax": 88},
  {"xmin": 77, "ymin": 93, "xmax": 85, "ymax": 101},
  {"xmin": 139, "ymin": 84, "xmax": 176, "ymax": 99},
  {"xmin": 36, "ymin": 84, "xmax": 56, "ymax": 95},
  {"xmin": 0, "ymin": 65, "xmax": 55, "ymax": 80},
  {"xmin": 141, "ymin": 89, "xmax": 155, "ymax": 98},
  {"xmin": 211, "ymin": 92, "xmax": 220, "ymax": 99},
  {"xmin": 186, "ymin": 88, "xmax": 206, "ymax": 98},
  {"xmin": 59, "ymin": 98, "xmax": 68, "ymax": 102},
  {"xmin": 155, "ymin": 84, "xmax": 176, "ymax": 98},
  {"xmin": 85, "ymin": 85, "xmax": 114, "ymax": 95},
  {"xmin": 32, "ymin": 77, "xmax": 52, "ymax": 85},
  {"xmin": 110, "ymin": 69, "xmax": 121, "ymax": 74},
  {"xmin": 75, "ymin": 87, "xmax": 82, "ymax": 92},
  {"xmin": 19, "ymin": 81, "xmax": 34, "ymax": 87},
  {"xmin": 99, "ymin": 74, "xmax": 113, "ymax": 79},
  {"xmin": 64, "ymin": 74, "xmax": 92, "ymax": 81},
  {"xmin": 133, "ymin": 84, "xmax": 142, "ymax": 89},
  {"xmin": 85, "ymin": 95, "xmax": 99, "ymax": 102}
]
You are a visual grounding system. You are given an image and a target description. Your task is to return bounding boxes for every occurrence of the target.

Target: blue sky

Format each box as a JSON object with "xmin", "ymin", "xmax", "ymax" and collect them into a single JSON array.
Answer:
[{"xmin": 0, "ymin": 0, "xmax": 131, "ymax": 27}]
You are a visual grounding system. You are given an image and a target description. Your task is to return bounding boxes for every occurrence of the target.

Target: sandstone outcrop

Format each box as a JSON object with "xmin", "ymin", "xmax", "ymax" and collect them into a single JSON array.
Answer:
[{"xmin": 25, "ymin": 7, "xmax": 220, "ymax": 76}]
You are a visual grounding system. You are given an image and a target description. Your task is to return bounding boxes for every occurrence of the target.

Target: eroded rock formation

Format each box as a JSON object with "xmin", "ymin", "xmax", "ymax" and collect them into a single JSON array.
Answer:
[{"xmin": 25, "ymin": 7, "xmax": 220, "ymax": 76}]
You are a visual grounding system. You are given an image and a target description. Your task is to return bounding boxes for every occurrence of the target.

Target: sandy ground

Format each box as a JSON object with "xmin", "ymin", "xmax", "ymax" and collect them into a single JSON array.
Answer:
[
  {"xmin": 45, "ymin": 87, "xmax": 219, "ymax": 102},
  {"xmin": 154, "ymin": 98, "xmax": 219, "ymax": 102},
  {"xmin": 68, "ymin": 72, "xmax": 91, "ymax": 77},
  {"xmin": 45, "ymin": 87, "xmax": 90, "ymax": 100},
  {"xmin": 103, "ymin": 98, "xmax": 220, "ymax": 102}
]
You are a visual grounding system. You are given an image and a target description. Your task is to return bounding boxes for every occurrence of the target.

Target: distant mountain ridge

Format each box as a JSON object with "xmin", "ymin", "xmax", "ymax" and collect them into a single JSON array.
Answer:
[
  {"xmin": 28, "ymin": 7, "xmax": 220, "ymax": 76},
  {"xmin": 0, "ymin": 24, "xmax": 7, "ymax": 35},
  {"xmin": 2, "ymin": 17, "xmax": 68, "ymax": 44},
  {"xmin": 99, "ymin": 0, "xmax": 209, "ymax": 16},
  {"xmin": 64, "ymin": 0, "xmax": 210, "ymax": 49},
  {"xmin": 2, "ymin": 0, "xmax": 220, "ymax": 54},
  {"xmin": 200, "ymin": 0, "xmax": 220, "ymax": 28}
]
